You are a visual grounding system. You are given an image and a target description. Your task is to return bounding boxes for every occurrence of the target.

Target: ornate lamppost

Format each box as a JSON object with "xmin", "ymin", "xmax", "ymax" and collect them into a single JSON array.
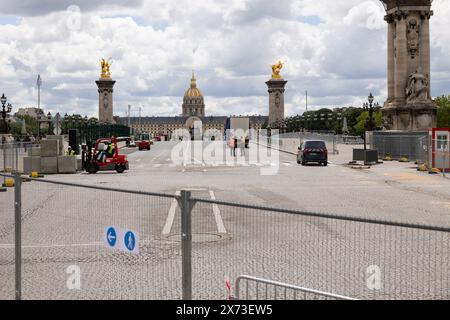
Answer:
[
  {"xmin": 362, "ymin": 93, "xmax": 379, "ymax": 151},
  {"xmin": 0, "ymin": 93, "xmax": 13, "ymax": 135},
  {"xmin": 37, "ymin": 112, "xmax": 52, "ymax": 139}
]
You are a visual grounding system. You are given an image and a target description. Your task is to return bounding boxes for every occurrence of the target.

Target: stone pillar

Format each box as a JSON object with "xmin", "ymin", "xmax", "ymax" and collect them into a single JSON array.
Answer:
[
  {"xmin": 394, "ymin": 11, "xmax": 408, "ymax": 103},
  {"xmin": 386, "ymin": 15, "xmax": 395, "ymax": 103},
  {"xmin": 381, "ymin": 1, "xmax": 436, "ymax": 131},
  {"xmin": 266, "ymin": 79, "xmax": 288, "ymax": 127},
  {"xmin": 96, "ymin": 79, "xmax": 116, "ymax": 124},
  {"xmin": 420, "ymin": 11, "xmax": 432, "ymax": 97}
]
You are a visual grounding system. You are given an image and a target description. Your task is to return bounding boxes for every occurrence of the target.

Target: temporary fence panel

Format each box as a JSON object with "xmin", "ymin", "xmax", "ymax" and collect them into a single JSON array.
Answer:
[
  {"xmin": 189, "ymin": 197, "xmax": 450, "ymax": 300},
  {"xmin": 431, "ymin": 133, "xmax": 450, "ymax": 173},
  {"xmin": 0, "ymin": 173, "xmax": 17, "ymax": 300},
  {"xmin": 2, "ymin": 175, "xmax": 450, "ymax": 300},
  {"xmin": 0, "ymin": 143, "xmax": 36, "ymax": 174},
  {"xmin": 372, "ymin": 132, "xmax": 429, "ymax": 162},
  {"xmin": 2, "ymin": 177, "xmax": 181, "ymax": 300}
]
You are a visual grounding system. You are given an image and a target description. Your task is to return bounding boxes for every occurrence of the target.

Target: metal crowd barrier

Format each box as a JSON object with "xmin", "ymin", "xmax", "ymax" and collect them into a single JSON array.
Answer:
[{"xmin": 233, "ymin": 275, "xmax": 357, "ymax": 300}]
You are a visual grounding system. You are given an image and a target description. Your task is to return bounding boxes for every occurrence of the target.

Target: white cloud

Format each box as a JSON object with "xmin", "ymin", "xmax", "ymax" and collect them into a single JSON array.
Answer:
[{"xmin": 0, "ymin": 0, "xmax": 449, "ymax": 119}]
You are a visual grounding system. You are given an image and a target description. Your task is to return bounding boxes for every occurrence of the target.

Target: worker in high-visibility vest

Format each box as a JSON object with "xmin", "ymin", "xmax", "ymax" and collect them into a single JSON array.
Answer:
[
  {"xmin": 107, "ymin": 142, "xmax": 115, "ymax": 157},
  {"xmin": 66, "ymin": 147, "xmax": 75, "ymax": 156}
]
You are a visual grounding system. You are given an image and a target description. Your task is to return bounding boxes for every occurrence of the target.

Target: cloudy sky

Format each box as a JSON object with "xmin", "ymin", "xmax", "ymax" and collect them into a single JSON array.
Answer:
[{"xmin": 0, "ymin": 0, "xmax": 449, "ymax": 118}]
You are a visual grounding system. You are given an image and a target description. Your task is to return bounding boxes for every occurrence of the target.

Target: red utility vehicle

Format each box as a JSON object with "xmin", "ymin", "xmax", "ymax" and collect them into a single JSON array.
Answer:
[
  {"xmin": 138, "ymin": 140, "xmax": 151, "ymax": 151},
  {"xmin": 85, "ymin": 137, "xmax": 129, "ymax": 174}
]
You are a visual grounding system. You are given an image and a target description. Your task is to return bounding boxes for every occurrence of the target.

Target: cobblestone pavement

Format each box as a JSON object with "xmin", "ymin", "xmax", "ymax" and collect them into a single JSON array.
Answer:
[{"xmin": 1, "ymin": 141, "xmax": 449, "ymax": 300}]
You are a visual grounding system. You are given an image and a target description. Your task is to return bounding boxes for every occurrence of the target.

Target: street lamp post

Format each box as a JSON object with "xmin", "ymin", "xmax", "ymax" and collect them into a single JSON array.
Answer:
[
  {"xmin": 1, "ymin": 93, "xmax": 13, "ymax": 135},
  {"xmin": 47, "ymin": 112, "xmax": 53, "ymax": 135},
  {"xmin": 37, "ymin": 112, "xmax": 52, "ymax": 139},
  {"xmin": 363, "ymin": 93, "xmax": 377, "ymax": 151}
]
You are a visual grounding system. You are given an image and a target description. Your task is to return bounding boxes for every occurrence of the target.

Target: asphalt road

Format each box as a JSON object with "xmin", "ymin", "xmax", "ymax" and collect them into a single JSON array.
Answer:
[{"xmin": 0, "ymin": 141, "xmax": 449, "ymax": 300}]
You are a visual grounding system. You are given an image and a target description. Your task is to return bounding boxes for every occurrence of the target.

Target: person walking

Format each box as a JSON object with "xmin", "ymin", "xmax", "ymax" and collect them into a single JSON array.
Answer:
[
  {"xmin": 240, "ymin": 136, "xmax": 246, "ymax": 156},
  {"xmin": 229, "ymin": 136, "xmax": 236, "ymax": 157}
]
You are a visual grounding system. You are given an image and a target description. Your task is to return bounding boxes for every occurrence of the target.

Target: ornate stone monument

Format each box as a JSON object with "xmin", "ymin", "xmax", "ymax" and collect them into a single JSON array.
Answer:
[
  {"xmin": 381, "ymin": 0, "xmax": 437, "ymax": 131},
  {"xmin": 266, "ymin": 61, "xmax": 288, "ymax": 127},
  {"xmin": 96, "ymin": 58, "xmax": 116, "ymax": 124}
]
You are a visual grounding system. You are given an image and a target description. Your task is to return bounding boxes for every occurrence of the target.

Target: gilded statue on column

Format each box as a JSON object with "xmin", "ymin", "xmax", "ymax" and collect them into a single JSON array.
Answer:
[
  {"xmin": 271, "ymin": 61, "xmax": 284, "ymax": 79},
  {"xmin": 100, "ymin": 58, "xmax": 112, "ymax": 79}
]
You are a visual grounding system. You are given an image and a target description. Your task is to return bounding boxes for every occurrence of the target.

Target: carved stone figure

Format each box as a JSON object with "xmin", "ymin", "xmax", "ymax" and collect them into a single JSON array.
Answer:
[
  {"xmin": 103, "ymin": 92, "xmax": 109, "ymax": 108},
  {"xmin": 407, "ymin": 19, "xmax": 420, "ymax": 58},
  {"xmin": 275, "ymin": 92, "xmax": 281, "ymax": 108},
  {"xmin": 406, "ymin": 70, "xmax": 428, "ymax": 103}
]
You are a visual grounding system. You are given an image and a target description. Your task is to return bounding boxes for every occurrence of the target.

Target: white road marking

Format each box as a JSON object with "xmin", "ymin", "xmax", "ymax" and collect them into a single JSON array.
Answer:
[
  {"xmin": 283, "ymin": 162, "xmax": 293, "ymax": 167},
  {"xmin": 209, "ymin": 190, "xmax": 227, "ymax": 234},
  {"xmin": 0, "ymin": 243, "xmax": 104, "ymax": 249},
  {"xmin": 162, "ymin": 191, "xmax": 181, "ymax": 235},
  {"xmin": 183, "ymin": 142, "xmax": 190, "ymax": 168}
]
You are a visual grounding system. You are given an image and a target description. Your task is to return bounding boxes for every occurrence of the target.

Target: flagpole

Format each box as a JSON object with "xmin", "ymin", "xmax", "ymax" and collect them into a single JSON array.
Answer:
[
  {"xmin": 305, "ymin": 90, "xmax": 308, "ymax": 112},
  {"xmin": 37, "ymin": 75, "xmax": 42, "ymax": 110}
]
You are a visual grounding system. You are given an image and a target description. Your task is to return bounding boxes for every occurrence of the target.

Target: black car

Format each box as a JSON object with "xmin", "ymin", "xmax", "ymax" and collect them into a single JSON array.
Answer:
[{"xmin": 297, "ymin": 140, "xmax": 328, "ymax": 166}]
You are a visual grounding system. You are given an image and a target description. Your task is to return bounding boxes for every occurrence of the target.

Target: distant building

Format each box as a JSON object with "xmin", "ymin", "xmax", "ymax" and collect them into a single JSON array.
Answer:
[
  {"xmin": 117, "ymin": 74, "xmax": 267, "ymax": 139},
  {"xmin": 15, "ymin": 107, "xmax": 45, "ymax": 119}
]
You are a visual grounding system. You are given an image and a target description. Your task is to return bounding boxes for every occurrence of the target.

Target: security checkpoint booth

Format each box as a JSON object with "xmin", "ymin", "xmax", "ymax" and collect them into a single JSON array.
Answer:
[{"xmin": 430, "ymin": 128, "xmax": 450, "ymax": 172}]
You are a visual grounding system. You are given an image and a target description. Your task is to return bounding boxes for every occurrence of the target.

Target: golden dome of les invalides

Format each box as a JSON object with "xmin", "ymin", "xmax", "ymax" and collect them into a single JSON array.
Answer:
[
  {"xmin": 184, "ymin": 72, "xmax": 203, "ymax": 98},
  {"xmin": 182, "ymin": 72, "xmax": 205, "ymax": 117}
]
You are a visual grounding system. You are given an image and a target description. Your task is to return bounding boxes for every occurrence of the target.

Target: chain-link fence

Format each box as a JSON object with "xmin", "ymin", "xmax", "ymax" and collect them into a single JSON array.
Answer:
[{"xmin": 1, "ymin": 174, "xmax": 450, "ymax": 300}]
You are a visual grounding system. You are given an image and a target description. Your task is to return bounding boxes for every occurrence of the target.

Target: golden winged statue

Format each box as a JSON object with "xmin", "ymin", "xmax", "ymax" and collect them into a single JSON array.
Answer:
[
  {"xmin": 271, "ymin": 60, "xmax": 284, "ymax": 79},
  {"xmin": 100, "ymin": 58, "xmax": 112, "ymax": 79}
]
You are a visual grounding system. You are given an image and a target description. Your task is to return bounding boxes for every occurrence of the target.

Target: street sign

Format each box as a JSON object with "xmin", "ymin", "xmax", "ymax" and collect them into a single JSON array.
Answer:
[
  {"xmin": 124, "ymin": 231, "xmax": 135, "ymax": 251},
  {"xmin": 106, "ymin": 227, "xmax": 117, "ymax": 248},
  {"xmin": 104, "ymin": 226, "xmax": 139, "ymax": 255}
]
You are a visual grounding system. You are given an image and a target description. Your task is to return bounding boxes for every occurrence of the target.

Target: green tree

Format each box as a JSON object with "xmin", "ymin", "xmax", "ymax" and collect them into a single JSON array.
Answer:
[
  {"xmin": 436, "ymin": 95, "xmax": 450, "ymax": 127},
  {"xmin": 10, "ymin": 123, "xmax": 22, "ymax": 138},
  {"xmin": 353, "ymin": 110, "xmax": 383, "ymax": 137},
  {"xmin": 342, "ymin": 107, "xmax": 364, "ymax": 135},
  {"xmin": 16, "ymin": 115, "xmax": 39, "ymax": 136}
]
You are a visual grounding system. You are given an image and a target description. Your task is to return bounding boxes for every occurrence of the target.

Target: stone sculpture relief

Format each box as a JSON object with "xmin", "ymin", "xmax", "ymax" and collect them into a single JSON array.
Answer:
[{"xmin": 406, "ymin": 70, "xmax": 428, "ymax": 103}]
